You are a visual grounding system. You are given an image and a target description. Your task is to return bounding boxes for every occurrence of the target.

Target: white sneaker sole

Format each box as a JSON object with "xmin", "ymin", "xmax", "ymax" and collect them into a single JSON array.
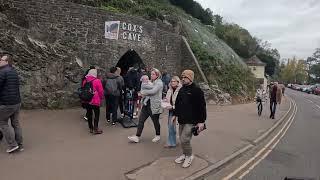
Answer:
[
  {"xmin": 6, "ymin": 146, "xmax": 19, "ymax": 153},
  {"xmin": 128, "ymin": 137, "xmax": 139, "ymax": 143},
  {"xmin": 175, "ymin": 159, "xmax": 185, "ymax": 164},
  {"xmin": 152, "ymin": 137, "xmax": 160, "ymax": 143}
]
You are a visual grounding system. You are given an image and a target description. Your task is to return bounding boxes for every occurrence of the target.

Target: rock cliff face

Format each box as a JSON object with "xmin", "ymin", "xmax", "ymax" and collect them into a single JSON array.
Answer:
[
  {"xmin": 0, "ymin": 0, "xmax": 250, "ymax": 109},
  {"xmin": 0, "ymin": 0, "xmax": 184, "ymax": 109},
  {"xmin": 0, "ymin": 5, "xmax": 83, "ymax": 108}
]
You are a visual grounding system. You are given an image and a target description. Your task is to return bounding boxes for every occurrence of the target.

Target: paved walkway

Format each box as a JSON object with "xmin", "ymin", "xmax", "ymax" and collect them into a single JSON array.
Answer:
[{"xmin": 0, "ymin": 97, "xmax": 290, "ymax": 180}]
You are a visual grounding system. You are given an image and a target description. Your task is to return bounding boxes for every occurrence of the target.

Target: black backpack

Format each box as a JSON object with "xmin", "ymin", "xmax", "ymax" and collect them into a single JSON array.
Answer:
[
  {"xmin": 105, "ymin": 77, "xmax": 120, "ymax": 96},
  {"xmin": 79, "ymin": 79, "xmax": 96, "ymax": 102}
]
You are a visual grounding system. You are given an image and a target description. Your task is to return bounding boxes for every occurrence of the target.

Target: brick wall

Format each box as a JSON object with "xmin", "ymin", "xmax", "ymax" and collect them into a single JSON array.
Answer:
[{"xmin": 0, "ymin": 0, "xmax": 204, "ymax": 108}]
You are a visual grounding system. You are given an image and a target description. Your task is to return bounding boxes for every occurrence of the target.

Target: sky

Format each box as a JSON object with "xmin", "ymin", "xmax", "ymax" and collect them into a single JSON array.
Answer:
[{"xmin": 196, "ymin": 0, "xmax": 320, "ymax": 60}]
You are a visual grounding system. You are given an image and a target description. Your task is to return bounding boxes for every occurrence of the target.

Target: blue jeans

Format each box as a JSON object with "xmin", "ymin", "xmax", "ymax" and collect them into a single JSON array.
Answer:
[
  {"xmin": 270, "ymin": 100, "xmax": 277, "ymax": 117},
  {"xmin": 167, "ymin": 111, "xmax": 176, "ymax": 146}
]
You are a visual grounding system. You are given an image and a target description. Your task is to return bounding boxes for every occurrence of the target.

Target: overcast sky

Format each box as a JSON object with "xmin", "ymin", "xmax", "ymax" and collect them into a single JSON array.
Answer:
[{"xmin": 196, "ymin": 0, "xmax": 320, "ymax": 59}]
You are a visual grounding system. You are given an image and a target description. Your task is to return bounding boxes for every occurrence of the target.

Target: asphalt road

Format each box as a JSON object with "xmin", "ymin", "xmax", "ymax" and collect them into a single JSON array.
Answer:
[{"xmin": 244, "ymin": 89, "xmax": 320, "ymax": 180}]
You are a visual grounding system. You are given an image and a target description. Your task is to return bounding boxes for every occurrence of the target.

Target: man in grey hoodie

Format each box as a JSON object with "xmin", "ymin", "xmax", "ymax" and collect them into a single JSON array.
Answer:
[{"xmin": 104, "ymin": 67, "xmax": 124, "ymax": 125}]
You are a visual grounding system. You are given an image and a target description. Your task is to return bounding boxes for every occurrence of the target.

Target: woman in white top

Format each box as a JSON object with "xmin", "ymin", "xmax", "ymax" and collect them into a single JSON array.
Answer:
[{"xmin": 163, "ymin": 76, "xmax": 182, "ymax": 148}]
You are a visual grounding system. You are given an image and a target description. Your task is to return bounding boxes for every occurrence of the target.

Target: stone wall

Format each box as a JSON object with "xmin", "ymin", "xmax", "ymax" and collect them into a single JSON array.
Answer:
[{"xmin": 0, "ymin": 0, "xmax": 202, "ymax": 108}]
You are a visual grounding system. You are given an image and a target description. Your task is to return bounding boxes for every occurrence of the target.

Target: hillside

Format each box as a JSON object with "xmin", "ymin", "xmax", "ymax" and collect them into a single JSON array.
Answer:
[
  {"xmin": 0, "ymin": 0, "xmax": 257, "ymax": 108},
  {"xmin": 74, "ymin": 0, "xmax": 257, "ymax": 96}
]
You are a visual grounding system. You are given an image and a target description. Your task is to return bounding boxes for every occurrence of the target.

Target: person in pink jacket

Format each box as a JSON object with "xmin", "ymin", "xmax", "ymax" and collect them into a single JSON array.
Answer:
[{"xmin": 82, "ymin": 69, "xmax": 104, "ymax": 134}]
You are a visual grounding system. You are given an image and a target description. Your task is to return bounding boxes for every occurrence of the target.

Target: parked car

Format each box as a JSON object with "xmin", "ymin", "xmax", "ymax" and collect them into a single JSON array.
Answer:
[
  {"xmin": 304, "ymin": 85, "xmax": 314, "ymax": 94},
  {"xmin": 311, "ymin": 84, "xmax": 320, "ymax": 94},
  {"xmin": 292, "ymin": 84, "xmax": 303, "ymax": 91},
  {"xmin": 314, "ymin": 87, "xmax": 320, "ymax": 95},
  {"xmin": 302, "ymin": 85, "xmax": 312, "ymax": 93}
]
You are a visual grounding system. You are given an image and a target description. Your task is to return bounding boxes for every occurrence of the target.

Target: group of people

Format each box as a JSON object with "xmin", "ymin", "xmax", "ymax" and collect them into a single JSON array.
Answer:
[
  {"xmin": 0, "ymin": 52, "xmax": 288, "ymax": 169},
  {"xmin": 79, "ymin": 66, "xmax": 207, "ymax": 168},
  {"xmin": 80, "ymin": 65, "xmax": 129, "ymax": 134},
  {"xmin": 0, "ymin": 53, "xmax": 208, "ymax": 168},
  {"xmin": 255, "ymin": 82, "xmax": 284, "ymax": 119},
  {"xmin": 127, "ymin": 69, "xmax": 207, "ymax": 168}
]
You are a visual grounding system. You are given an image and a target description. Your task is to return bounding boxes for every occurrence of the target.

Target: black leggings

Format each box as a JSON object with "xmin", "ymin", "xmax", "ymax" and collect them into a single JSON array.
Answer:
[
  {"xmin": 136, "ymin": 101, "xmax": 160, "ymax": 137},
  {"xmin": 86, "ymin": 104, "xmax": 100, "ymax": 130}
]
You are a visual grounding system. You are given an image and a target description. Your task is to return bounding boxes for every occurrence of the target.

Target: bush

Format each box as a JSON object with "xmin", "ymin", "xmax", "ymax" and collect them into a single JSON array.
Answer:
[
  {"xmin": 190, "ymin": 40, "xmax": 256, "ymax": 95},
  {"xmin": 100, "ymin": 5, "xmax": 121, "ymax": 13},
  {"xmin": 130, "ymin": 6, "xmax": 165, "ymax": 20}
]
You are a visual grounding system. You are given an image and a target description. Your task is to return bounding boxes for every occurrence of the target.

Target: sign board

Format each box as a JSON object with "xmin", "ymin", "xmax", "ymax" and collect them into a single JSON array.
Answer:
[
  {"xmin": 105, "ymin": 21, "xmax": 143, "ymax": 42},
  {"xmin": 105, "ymin": 21, "xmax": 120, "ymax": 40}
]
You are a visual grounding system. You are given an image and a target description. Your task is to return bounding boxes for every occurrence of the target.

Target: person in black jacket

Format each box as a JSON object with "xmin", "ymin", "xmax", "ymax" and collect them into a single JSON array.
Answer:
[
  {"xmin": 172, "ymin": 69, "xmax": 207, "ymax": 168},
  {"xmin": 0, "ymin": 54, "xmax": 23, "ymax": 153}
]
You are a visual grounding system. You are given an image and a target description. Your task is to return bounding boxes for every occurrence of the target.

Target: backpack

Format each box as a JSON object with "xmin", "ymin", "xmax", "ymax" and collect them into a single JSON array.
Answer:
[
  {"xmin": 105, "ymin": 78, "xmax": 119, "ymax": 96},
  {"xmin": 79, "ymin": 79, "xmax": 96, "ymax": 102}
]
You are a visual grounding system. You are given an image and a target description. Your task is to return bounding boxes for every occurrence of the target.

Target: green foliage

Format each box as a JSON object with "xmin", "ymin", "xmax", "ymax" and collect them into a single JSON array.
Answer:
[
  {"xmin": 169, "ymin": 0, "xmax": 213, "ymax": 25},
  {"xmin": 212, "ymin": 15, "xmax": 280, "ymax": 77},
  {"xmin": 280, "ymin": 57, "xmax": 307, "ymax": 84},
  {"xmin": 307, "ymin": 48, "xmax": 320, "ymax": 83},
  {"xmin": 310, "ymin": 64, "xmax": 320, "ymax": 81},
  {"xmin": 190, "ymin": 41, "xmax": 256, "ymax": 95},
  {"xmin": 100, "ymin": 5, "xmax": 121, "ymax": 13},
  {"xmin": 129, "ymin": 5, "xmax": 165, "ymax": 20},
  {"xmin": 99, "ymin": 0, "xmax": 174, "ymax": 21},
  {"xmin": 102, "ymin": 0, "xmax": 134, "ymax": 10}
]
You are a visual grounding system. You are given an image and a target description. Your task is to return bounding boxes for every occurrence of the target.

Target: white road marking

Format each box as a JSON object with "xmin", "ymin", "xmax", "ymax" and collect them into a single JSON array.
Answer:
[
  {"xmin": 222, "ymin": 99, "xmax": 297, "ymax": 180},
  {"xmin": 306, "ymin": 99, "xmax": 320, "ymax": 109},
  {"xmin": 238, "ymin": 101, "xmax": 297, "ymax": 179}
]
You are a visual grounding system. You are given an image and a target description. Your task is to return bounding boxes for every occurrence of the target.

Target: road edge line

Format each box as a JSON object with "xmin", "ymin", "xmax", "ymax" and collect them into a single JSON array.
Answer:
[{"xmin": 186, "ymin": 97, "xmax": 294, "ymax": 180}]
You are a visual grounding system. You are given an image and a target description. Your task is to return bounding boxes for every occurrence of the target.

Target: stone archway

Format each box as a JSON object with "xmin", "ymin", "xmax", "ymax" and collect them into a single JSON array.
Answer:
[{"xmin": 116, "ymin": 49, "xmax": 145, "ymax": 76}]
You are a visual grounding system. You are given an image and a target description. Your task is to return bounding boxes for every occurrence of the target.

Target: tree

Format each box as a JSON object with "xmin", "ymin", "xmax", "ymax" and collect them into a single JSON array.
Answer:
[
  {"xmin": 280, "ymin": 57, "xmax": 307, "ymax": 84},
  {"xmin": 312, "ymin": 48, "xmax": 320, "ymax": 62},
  {"xmin": 169, "ymin": 0, "xmax": 213, "ymax": 25},
  {"xmin": 309, "ymin": 64, "xmax": 320, "ymax": 81},
  {"xmin": 306, "ymin": 48, "xmax": 320, "ymax": 83}
]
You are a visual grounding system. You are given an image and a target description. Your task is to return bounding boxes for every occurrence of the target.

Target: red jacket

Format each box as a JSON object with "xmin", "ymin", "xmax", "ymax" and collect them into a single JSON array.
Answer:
[{"xmin": 82, "ymin": 75, "xmax": 104, "ymax": 106}]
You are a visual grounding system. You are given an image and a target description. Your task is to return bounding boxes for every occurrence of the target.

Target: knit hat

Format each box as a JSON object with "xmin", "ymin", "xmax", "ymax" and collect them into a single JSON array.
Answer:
[
  {"xmin": 181, "ymin": 69, "xmax": 194, "ymax": 82},
  {"xmin": 87, "ymin": 69, "xmax": 97, "ymax": 78}
]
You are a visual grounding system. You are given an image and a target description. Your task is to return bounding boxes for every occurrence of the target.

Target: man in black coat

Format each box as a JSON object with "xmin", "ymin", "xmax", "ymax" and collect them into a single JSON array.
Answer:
[
  {"xmin": 0, "ymin": 54, "xmax": 23, "ymax": 153},
  {"xmin": 172, "ymin": 69, "xmax": 207, "ymax": 168}
]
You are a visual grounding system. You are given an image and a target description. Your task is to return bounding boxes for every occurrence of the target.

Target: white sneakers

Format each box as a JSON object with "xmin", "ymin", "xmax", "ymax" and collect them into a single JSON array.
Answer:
[
  {"xmin": 152, "ymin": 136, "xmax": 161, "ymax": 143},
  {"xmin": 175, "ymin": 154, "xmax": 186, "ymax": 164},
  {"xmin": 128, "ymin": 135, "xmax": 140, "ymax": 143},
  {"xmin": 128, "ymin": 135, "xmax": 160, "ymax": 143},
  {"xmin": 175, "ymin": 154, "xmax": 194, "ymax": 168},
  {"xmin": 6, "ymin": 146, "xmax": 19, "ymax": 153}
]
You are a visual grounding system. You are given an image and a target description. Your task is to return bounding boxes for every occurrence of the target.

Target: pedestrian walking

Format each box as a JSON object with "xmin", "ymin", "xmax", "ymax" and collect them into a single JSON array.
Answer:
[
  {"xmin": 124, "ymin": 66, "xmax": 140, "ymax": 118},
  {"xmin": 172, "ymin": 70, "xmax": 207, "ymax": 168},
  {"xmin": 161, "ymin": 70, "xmax": 171, "ymax": 97},
  {"xmin": 81, "ymin": 69, "xmax": 104, "ymax": 134},
  {"xmin": 0, "ymin": 54, "xmax": 24, "ymax": 153},
  {"xmin": 128, "ymin": 68, "xmax": 163, "ymax": 143},
  {"xmin": 81, "ymin": 65, "xmax": 95, "ymax": 121},
  {"xmin": 115, "ymin": 67, "xmax": 125, "ymax": 118},
  {"xmin": 104, "ymin": 67, "xmax": 124, "ymax": 125},
  {"xmin": 163, "ymin": 76, "xmax": 182, "ymax": 148},
  {"xmin": 269, "ymin": 82, "xmax": 282, "ymax": 119}
]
